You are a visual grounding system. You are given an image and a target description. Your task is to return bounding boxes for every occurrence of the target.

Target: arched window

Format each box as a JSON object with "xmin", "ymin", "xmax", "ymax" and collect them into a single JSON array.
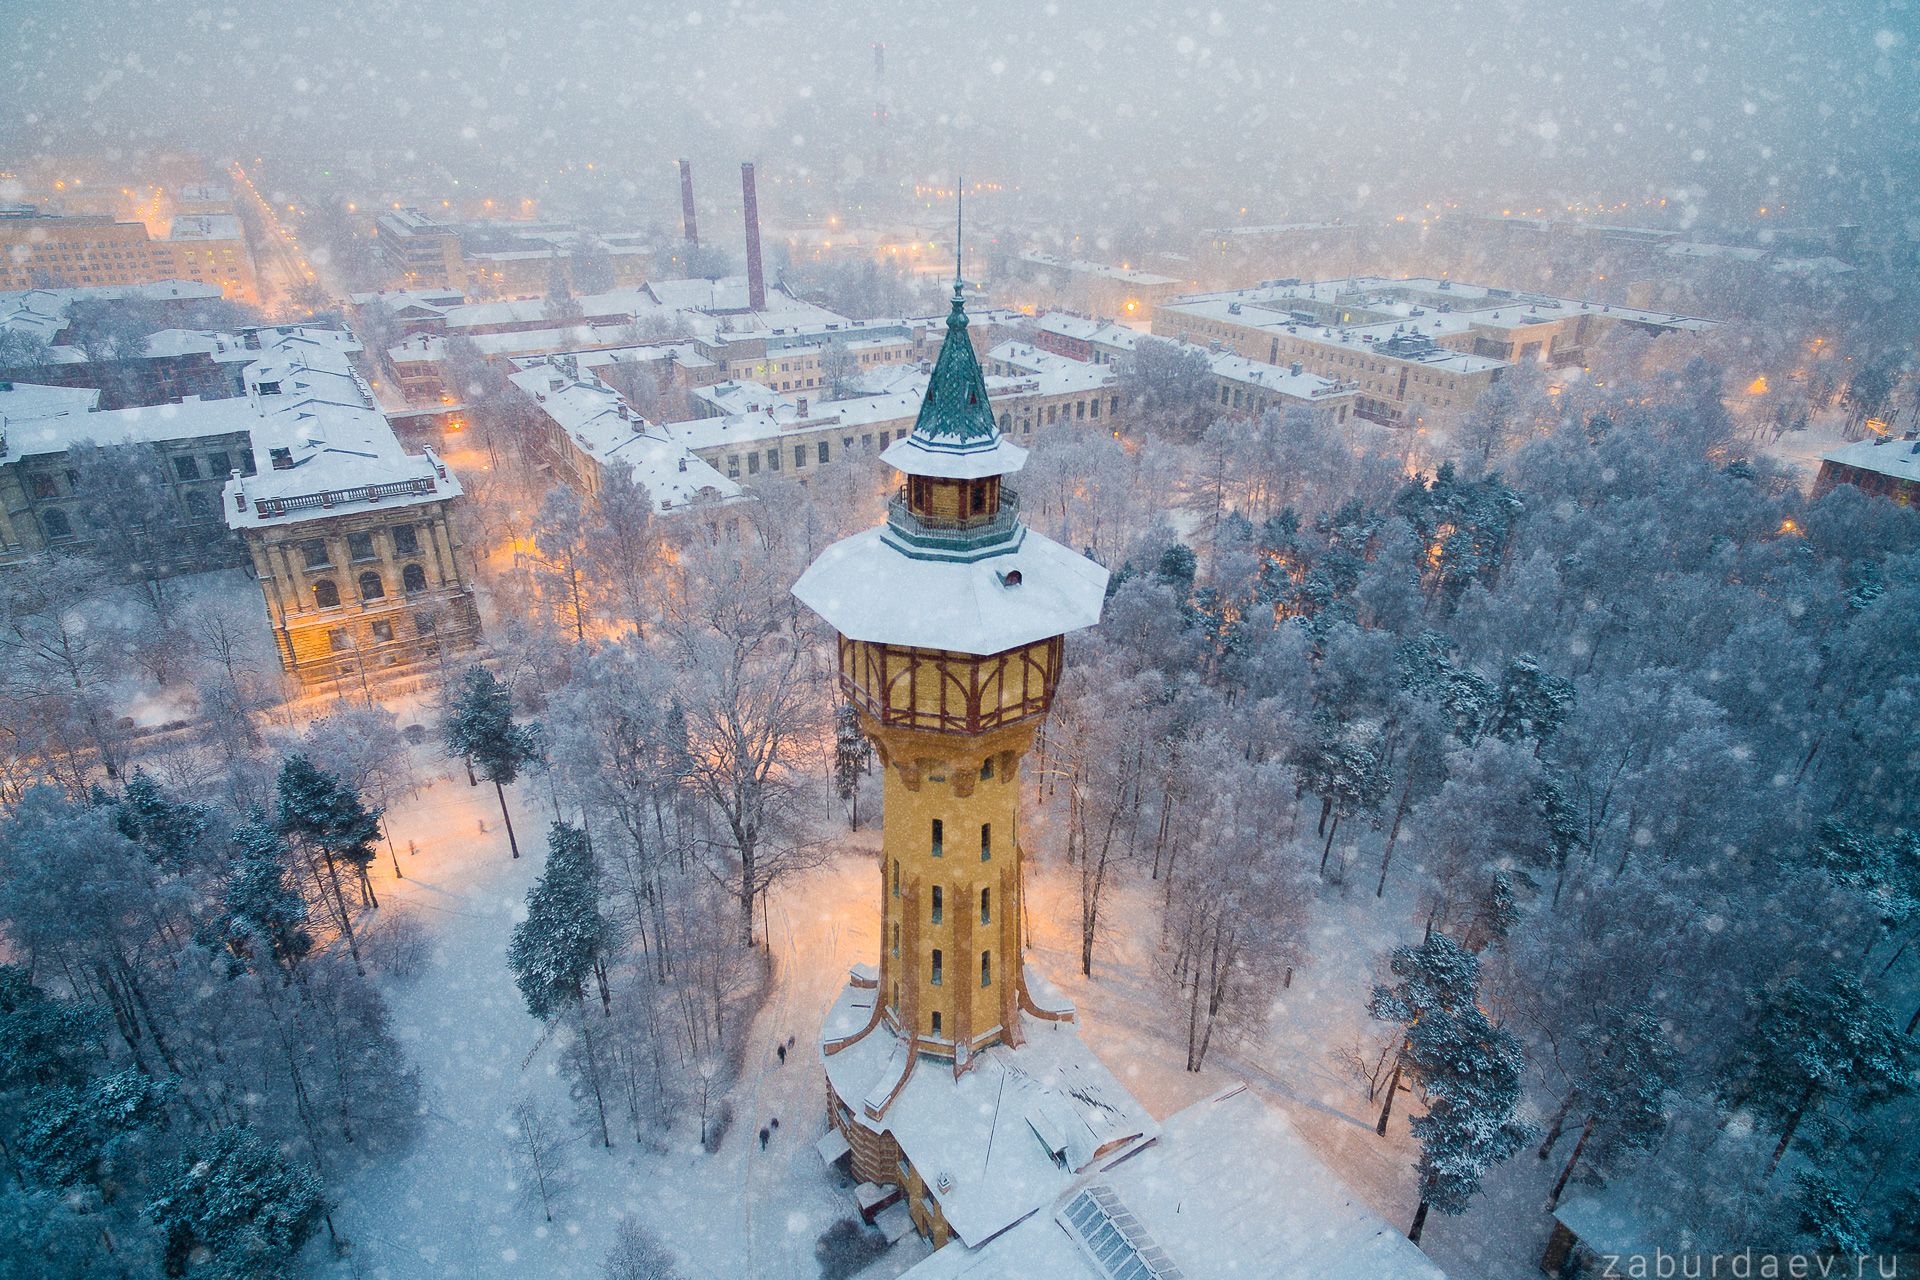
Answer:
[
  {"xmin": 41, "ymin": 508, "xmax": 72, "ymax": 540},
  {"xmin": 357, "ymin": 571, "xmax": 384, "ymax": 601},
  {"xmin": 313, "ymin": 578, "xmax": 340, "ymax": 608},
  {"xmin": 402, "ymin": 562, "xmax": 427, "ymax": 593}
]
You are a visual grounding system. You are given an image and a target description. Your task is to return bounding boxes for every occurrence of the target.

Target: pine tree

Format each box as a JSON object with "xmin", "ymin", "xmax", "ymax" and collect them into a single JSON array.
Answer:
[
  {"xmin": 1718, "ymin": 970, "xmax": 1913, "ymax": 1175},
  {"xmin": 1369, "ymin": 934, "xmax": 1482, "ymax": 1136},
  {"xmin": 507, "ymin": 823, "xmax": 610, "ymax": 1022},
  {"xmin": 0, "ymin": 966, "xmax": 91, "ymax": 1093},
  {"xmin": 1794, "ymin": 1171, "xmax": 1869, "ymax": 1254},
  {"xmin": 221, "ymin": 816, "xmax": 312, "ymax": 979},
  {"xmin": 507, "ymin": 823, "xmax": 614, "ymax": 1146},
  {"xmin": 1404, "ymin": 1003, "xmax": 1531, "ymax": 1243},
  {"xmin": 146, "ymin": 1127, "xmax": 328, "ymax": 1280},
  {"xmin": 114, "ymin": 770, "xmax": 213, "ymax": 870},
  {"xmin": 442, "ymin": 666, "xmax": 540, "ymax": 859},
  {"xmin": 1538, "ymin": 1002, "xmax": 1677, "ymax": 1209},
  {"xmin": 18, "ymin": 1069, "xmax": 172, "ymax": 1192},
  {"xmin": 276, "ymin": 754, "xmax": 382, "ymax": 971}
]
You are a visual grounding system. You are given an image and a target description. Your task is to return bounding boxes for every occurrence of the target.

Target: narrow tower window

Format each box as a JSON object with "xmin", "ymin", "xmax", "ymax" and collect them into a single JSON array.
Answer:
[
  {"xmin": 931, "ymin": 819, "xmax": 943, "ymax": 858},
  {"xmin": 892, "ymin": 860, "xmax": 900, "ymax": 897},
  {"xmin": 981, "ymin": 887, "xmax": 991, "ymax": 924},
  {"xmin": 931, "ymin": 1011, "xmax": 942, "ymax": 1038},
  {"xmin": 980, "ymin": 756, "xmax": 994, "ymax": 780},
  {"xmin": 931, "ymin": 949, "xmax": 943, "ymax": 986},
  {"xmin": 891, "ymin": 922, "xmax": 899, "ymax": 957},
  {"xmin": 931, "ymin": 886, "xmax": 943, "ymax": 925},
  {"xmin": 981, "ymin": 951, "xmax": 992, "ymax": 988},
  {"xmin": 980, "ymin": 822, "xmax": 991, "ymax": 862}
]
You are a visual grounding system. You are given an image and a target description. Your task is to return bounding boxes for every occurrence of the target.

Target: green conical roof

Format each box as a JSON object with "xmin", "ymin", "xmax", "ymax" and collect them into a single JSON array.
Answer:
[{"xmin": 907, "ymin": 282, "xmax": 1002, "ymax": 454}]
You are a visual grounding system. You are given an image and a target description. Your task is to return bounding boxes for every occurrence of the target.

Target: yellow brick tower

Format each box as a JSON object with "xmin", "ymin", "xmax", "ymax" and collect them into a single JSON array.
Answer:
[{"xmin": 795, "ymin": 213, "xmax": 1150, "ymax": 1249}]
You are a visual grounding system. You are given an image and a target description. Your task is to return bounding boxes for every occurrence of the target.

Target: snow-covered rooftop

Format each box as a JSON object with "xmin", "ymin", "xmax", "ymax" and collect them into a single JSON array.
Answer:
[
  {"xmin": 791, "ymin": 517, "xmax": 1105, "ymax": 653},
  {"xmin": 820, "ymin": 974, "xmax": 1158, "ymax": 1248},
  {"xmin": 903, "ymin": 1084, "xmax": 1448, "ymax": 1280},
  {"xmin": 1822, "ymin": 434, "xmax": 1920, "ymax": 485},
  {"xmin": 1034, "ymin": 312, "xmax": 1140, "ymax": 352},
  {"xmin": 509, "ymin": 358, "xmax": 740, "ymax": 513}
]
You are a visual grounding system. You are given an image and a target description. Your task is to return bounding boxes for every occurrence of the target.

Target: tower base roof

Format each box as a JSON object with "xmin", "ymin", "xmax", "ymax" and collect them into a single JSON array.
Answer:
[{"xmin": 821, "ymin": 968, "xmax": 1157, "ymax": 1248}]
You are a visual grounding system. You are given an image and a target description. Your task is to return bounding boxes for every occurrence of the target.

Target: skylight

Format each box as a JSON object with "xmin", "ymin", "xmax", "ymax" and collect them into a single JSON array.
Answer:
[{"xmin": 1060, "ymin": 1185, "xmax": 1184, "ymax": 1280}]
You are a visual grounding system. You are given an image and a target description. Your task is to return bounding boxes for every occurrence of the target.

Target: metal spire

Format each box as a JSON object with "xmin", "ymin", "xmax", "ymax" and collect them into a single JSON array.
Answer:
[{"xmin": 954, "ymin": 176, "xmax": 964, "ymax": 296}]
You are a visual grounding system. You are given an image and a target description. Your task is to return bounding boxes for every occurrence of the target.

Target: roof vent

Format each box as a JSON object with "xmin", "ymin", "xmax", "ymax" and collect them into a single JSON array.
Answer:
[
  {"xmin": 936, "ymin": 1171, "xmax": 955, "ymax": 1194},
  {"xmin": 1290, "ymin": 362, "xmax": 1303, "ymax": 376}
]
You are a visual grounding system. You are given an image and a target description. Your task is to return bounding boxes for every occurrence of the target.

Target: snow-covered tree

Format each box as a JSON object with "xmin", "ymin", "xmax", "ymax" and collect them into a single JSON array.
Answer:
[
  {"xmin": 146, "ymin": 1127, "xmax": 328, "ymax": 1280},
  {"xmin": 442, "ymin": 665, "xmax": 541, "ymax": 859}
]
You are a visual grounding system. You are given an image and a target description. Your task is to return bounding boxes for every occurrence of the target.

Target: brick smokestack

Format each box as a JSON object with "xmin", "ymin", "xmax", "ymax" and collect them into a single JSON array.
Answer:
[
  {"xmin": 678, "ymin": 159, "xmax": 699, "ymax": 247},
  {"xmin": 741, "ymin": 161, "xmax": 766, "ymax": 312}
]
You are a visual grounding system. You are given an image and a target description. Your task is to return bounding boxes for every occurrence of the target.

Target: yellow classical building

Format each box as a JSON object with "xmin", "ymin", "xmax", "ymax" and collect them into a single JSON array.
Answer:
[{"xmin": 794, "ymin": 263, "xmax": 1156, "ymax": 1249}]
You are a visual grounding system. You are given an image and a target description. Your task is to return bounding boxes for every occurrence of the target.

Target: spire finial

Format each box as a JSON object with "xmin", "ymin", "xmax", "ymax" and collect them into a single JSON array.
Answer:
[{"xmin": 955, "ymin": 177, "xmax": 965, "ymax": 291}]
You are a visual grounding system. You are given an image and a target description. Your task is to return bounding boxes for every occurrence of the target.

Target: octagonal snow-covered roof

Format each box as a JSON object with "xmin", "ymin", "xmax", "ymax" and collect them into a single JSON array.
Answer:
[{"xmin": 792, "ymin": 525, "xmax": 1108, "ymax": 656}]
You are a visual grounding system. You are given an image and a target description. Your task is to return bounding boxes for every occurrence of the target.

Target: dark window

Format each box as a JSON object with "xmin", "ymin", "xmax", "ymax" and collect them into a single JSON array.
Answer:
[
  {"xmin": 241, "ymin": 451, "xmax": 257, "ymax": 476},
  {"xmin": 747, "ymin": 452, "xmax": 760, "ymax": 475},
  {"xmin": 892, "ymin": 860, "xmax": 900, "ymax": 897},
  {"xmin": 415, "ymin": 615, "xmax": 437, "ymax": 636},
  {"xmin": 371, "ymin": 619, "xmax": 395, "ymax": 642},
  {"xmin": 981, "ymin": 951, "xmax": 991, "ymax": 988},
  {"xmin": 981, "ymin": 887, "xmax": 991, "ymax": 924},
  {"xmin": 817, "ymin": 441, "xmax": 830, "ymax": 464},
  {"xmin": 980, "ymin": 757, "xmax": 994, "ymax": 781},
  {"xmin": 402, "ymin": 562, "xmax": 428, "ymax": 593},
  {"xmin": 327, "ymin": 628, "xmax": 350, "ymax": 652},
  {"xmin": 300, "ymin": 539, "xmax": 330, "ymax": 569},
  {"xmin": 348, "ymin": 532, "xmax": 376, "ymax": 562},
  {"xmin": 793, "ymin": 445, "xmax": 806, "ymax": 469},
  {"xmin": 931, "ymin": 819, "xmax": 943, "ymax": 858},
  {"xmin": 891, "ymin": 922, "xmax": 899, "ymax": 957},
  {"xmin": 981, "ymin": 823, "xmax": 991, "ymax": 862},
  {"xmin": 393, "ymin": 523, "xmax": 420, "ymax": 555},
  {"xmin": 29, "ymin": 474, "xmax": 56, "ymax": 500},
  {"xmin": 41, "ymin": 508, "xmax": 72, "ymax": 539},
  {"xmin": 358, "ymin": 571, "xmax": 384, "ymax": 601},
  {"xmin": 207, "ymin": 451, "xmax": 230, "ymax": 475},
  {"xmin": 184, "ymin": 491, "xmax": 213, "ymax": 520},
  {"xmin": 878, "ymin": 430, "xmax": 890, "ymax": 447},
  {"xmin": 931, "ymin": 949, "xmax": 942, "ymax": 986},
  {"xmin": 971, "ymin": 482, "xmax": 986, "ymax": 514},
  {"xmin": 313, "ymin": 579, "xmax": 340, "ymax": 608},
  {"xmin": 931, "ymin": 1010, "xmax": 942, "ymax": 1038},
  {"xmin": 931, "ymin": 886, "xmax": 943, "ymax": 925}
]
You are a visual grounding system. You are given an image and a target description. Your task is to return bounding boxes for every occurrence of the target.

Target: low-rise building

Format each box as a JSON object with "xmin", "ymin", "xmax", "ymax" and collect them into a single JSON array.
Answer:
[
  {"xmin": 1154, "ymin": 276, "xmax": 1714, "ymax": 426},
  {"xmin": 1015, "ymin": 252, "xmax": 1188, "ymax": 320},
  {"xmin": 1813, "ymin": 432, "xmax": 1920, "ymax": 506},
  {"xmin": 155, "ymin": 214, "xmax": 259, "ymax": 303}
]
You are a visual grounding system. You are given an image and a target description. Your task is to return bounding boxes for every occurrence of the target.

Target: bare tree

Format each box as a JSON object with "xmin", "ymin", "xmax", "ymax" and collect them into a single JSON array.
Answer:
[{"xmin": 509, "ymin": 1098, "xmax": 574, "ymax": 1223}]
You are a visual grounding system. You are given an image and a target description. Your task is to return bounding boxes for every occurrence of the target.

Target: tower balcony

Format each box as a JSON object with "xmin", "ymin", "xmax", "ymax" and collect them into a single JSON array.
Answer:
[{"xmin": 883, "ymin": 487, "xmax": 1021, "ymax": 562}]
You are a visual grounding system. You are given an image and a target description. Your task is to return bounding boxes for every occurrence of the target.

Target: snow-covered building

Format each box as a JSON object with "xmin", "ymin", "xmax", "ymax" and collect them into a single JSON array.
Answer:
[
  {"xmin": 1154, "ymin": 276, "xmax": 1715, "ymax": 426},
  {"xmin": 508, "ymin": 356, "xmax": 742, "ymax": 518},
  {"xmin": 793, "ymin": 267, "xmax": 1130, "ymax": 1251},
  {"xmin": 790, "ymin": 256, "xmax": 1444, "ymax": 1277},
  {"xmin": 1813, "ymin": 431, "xmax": 1920, "ymax": 507},
  {"xmin": 219, "ymin": 331, "xmax": 481, "ymax": 685}
]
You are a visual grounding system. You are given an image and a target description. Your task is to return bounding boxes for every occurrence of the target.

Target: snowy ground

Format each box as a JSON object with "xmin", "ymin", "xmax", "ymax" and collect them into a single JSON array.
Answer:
[{"xmin": 327, "ymin": 760, "xmax": 931, "ymax": 1280}]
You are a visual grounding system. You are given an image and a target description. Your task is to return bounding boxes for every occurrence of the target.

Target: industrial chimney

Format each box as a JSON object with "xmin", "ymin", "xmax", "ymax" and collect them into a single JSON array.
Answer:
[
  {"xmin": 741, "ymin": 161, "xmax": 767, "ymax": 312},
  {"xmin": 678, "ymin": 159, "xmax": 699, "ymax": 247}
]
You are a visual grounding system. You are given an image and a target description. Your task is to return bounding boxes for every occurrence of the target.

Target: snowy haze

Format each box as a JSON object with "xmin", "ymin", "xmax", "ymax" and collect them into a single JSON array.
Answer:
[{"xmin": 7, "ymin": 0, "xmax": 1918, "ymax": 227}]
